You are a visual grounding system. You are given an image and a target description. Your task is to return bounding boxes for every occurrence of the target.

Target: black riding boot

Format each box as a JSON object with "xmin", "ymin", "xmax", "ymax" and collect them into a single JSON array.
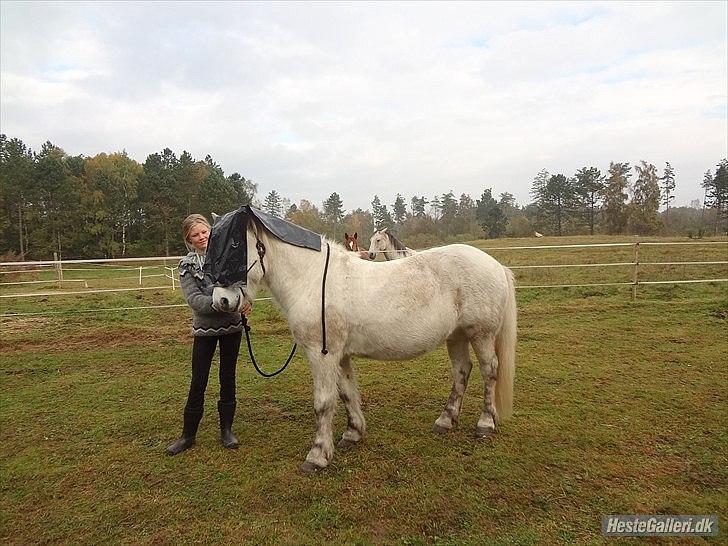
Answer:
[
  {"xmin": 166, "ymin": 408, "xmax": 203, "ymax": 456},
  {"xmin": 218, "ymin": 400, "xmax": 239, "ymax": 449}
]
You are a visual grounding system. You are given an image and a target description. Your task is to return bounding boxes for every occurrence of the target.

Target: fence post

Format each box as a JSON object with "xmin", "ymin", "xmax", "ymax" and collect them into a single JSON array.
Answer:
[
  {"xmin": 170, "ymin": 267, "xmax": 176, "ymax": 291},
  {"xmin": 53, "ymin": 252, "xmax": 63, "ymax": 288},
  {"xmin": 139, "ymin": 266, "xmax": 143, "ymax": 286},
  {"xmin": 631, "ymin": 241, "xmax": 640, "ymax": 301}
]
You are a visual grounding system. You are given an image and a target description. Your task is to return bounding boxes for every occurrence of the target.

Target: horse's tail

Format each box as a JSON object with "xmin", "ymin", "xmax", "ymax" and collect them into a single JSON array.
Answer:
[{"xmin": 494, "ymin": 266, "xmax": 517, "ymax": 421}]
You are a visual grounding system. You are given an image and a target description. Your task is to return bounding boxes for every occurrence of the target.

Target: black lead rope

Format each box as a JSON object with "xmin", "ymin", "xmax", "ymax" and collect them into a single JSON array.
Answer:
[
  {"xmin": 241, "ymin": 241, "xmax": 331, "ymax": 378},
  {"xmin": 239, "ymin": 254, "xmax": 295, "ymax": 377},
  {"xmin": 242, "ymin": 315, "xmax": 296, "ymax": 377},
  {"xmin": 320, "ymin": 242, "xmax": 331, "ymax": 355}
]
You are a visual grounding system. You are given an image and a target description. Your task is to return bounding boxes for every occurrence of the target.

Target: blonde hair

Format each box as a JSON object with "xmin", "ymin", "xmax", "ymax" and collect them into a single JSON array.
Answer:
[{"xmin": 182, "ymin": 214, "xmax": 211, "ymax": 244}]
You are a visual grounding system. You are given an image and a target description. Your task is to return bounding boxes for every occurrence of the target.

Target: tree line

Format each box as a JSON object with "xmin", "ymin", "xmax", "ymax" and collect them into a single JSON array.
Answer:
[
  {"xmin": 1, "ymin": 135, "xmax": 256, "ymax": 260},
  {"xmin": 1, "ymin": 133, "xmax": 726, "ymax": 260}
]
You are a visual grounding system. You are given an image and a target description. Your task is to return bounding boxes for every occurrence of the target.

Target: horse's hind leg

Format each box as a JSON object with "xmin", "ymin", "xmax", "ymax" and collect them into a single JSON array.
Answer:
[
  {"xmin": 336, "ymin": 355, "xmax": 366, "ymax": 450},
  {"xmin": 471, "ymin": 334, "xmax": 498, "ymax": 438},
  {"xmin": 433, "ymin": 332, "xmax": 472, "ymax": 434},
  {"xmin": 300, "ymin": 351, "xmax": 339, "ymax": 474}
]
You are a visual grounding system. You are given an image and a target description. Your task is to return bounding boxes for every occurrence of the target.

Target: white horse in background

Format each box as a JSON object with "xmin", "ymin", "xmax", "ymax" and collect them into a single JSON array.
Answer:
[
  {"xmin": 368, "ymin": 227, "xmax": 416, "ymax": 260},
  {"xmin": 212, "ymin": 213, "xmax": 517, "ymax": 474}
]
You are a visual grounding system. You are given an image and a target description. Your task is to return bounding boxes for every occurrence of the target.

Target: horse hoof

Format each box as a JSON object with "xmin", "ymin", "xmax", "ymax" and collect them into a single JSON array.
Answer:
[
  {"xmin": 432, "ymin": 423, "xmax": 450, "ymax": 434},
  {"xmin": 337, "ymin": 438, "xmax": 358, "ymax": 450},
  {"xmin": 299, "ymin": 461, "xmax": 326, "ymax": 475},
  {"xmin": 474, "ymin": 426, "xmax": 495, "ymax": 439}
]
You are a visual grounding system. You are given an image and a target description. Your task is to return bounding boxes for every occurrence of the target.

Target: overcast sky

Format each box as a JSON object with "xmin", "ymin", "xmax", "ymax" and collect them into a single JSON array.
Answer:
[{"xmin": 1, "ymin": 1, "xmax": 726, "ymax": 212}]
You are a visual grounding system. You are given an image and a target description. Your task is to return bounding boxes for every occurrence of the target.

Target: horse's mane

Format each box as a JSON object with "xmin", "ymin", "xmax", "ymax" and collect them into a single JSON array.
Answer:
[
  {"xmin": 385, "ymin": 230, "xmax": 408, "ymax": 252},
  {"xmin": 322, "ymin": 236, "xmax": 350, "ymax": 254}
]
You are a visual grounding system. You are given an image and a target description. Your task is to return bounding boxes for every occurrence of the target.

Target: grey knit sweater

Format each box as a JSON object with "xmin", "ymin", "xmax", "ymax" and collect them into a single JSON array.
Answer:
[{"xmin": 178, "ymin": 251, "xmax": 243, "ymax": 337}]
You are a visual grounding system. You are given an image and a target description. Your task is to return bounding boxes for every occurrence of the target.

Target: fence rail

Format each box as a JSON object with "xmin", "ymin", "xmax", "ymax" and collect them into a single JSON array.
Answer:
[{"xmin": 1, "ymin": 241, "xmax": 726, "ymax": 317}]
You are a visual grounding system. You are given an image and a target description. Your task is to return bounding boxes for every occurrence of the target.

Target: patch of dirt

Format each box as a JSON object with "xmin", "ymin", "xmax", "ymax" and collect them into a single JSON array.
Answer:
[
  {"xmin": 0, "ymin": 326, "xmax": 190, "ymax": 354},
  {"xmin": 0, "ymin": 317, "xmax": 56, "ymax": 335}
]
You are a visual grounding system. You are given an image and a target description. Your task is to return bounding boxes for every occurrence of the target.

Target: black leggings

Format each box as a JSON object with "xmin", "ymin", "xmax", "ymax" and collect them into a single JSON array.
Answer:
[{"xmin": 184, "ymin": 331, "xmax": 242, "ymax": 412}]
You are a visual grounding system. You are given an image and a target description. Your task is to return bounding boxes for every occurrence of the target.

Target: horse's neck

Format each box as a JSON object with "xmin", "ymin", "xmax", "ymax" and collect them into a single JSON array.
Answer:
[
  {"xmin": 384, "ymin": 236, "xmax": 406, "ymax": 260},
  {"xmin": 384, "ymin": 246, "xmax": 412, "ymax": 260},
  {"xmin": 258, "ymin": 232, "xmax": 325, "ymax": 308}
]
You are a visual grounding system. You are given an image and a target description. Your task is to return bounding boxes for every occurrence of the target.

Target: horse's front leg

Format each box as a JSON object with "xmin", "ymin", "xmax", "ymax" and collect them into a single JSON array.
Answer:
[
  {"xmin": 336, "ymin": 355, "xmax": 366, "ymax": 449},
  {"xmin": 300, "ymin": 350, "xmax": 340, "ymax": 474}
]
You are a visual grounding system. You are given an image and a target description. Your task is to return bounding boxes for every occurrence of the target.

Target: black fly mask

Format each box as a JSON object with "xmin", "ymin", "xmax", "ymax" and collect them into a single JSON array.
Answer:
[{"xmin": 206, "ymin": 205, "xmax": 322, "ymax": 286}]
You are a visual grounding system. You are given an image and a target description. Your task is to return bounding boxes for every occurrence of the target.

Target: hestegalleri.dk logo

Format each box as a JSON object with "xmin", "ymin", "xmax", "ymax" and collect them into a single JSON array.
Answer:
[{"xmin": 602, "ymin": 515, "xmax": 718, "ymax": 536}]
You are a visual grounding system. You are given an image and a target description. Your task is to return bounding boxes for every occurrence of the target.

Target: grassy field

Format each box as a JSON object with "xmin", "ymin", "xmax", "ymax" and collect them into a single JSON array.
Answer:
[{"xmin": 1, "ymin": 235, "xmax": 727, "ymax": 544}]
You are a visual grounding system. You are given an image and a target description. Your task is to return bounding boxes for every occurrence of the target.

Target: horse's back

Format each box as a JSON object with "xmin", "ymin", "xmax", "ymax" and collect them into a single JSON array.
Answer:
[
  {"xmin": 417, "ymin": 244, "xmax": 506, "ymax": 279},
  {"xmin": 416, "ymin": 244, "xmax": 511, "ymax": 321}
]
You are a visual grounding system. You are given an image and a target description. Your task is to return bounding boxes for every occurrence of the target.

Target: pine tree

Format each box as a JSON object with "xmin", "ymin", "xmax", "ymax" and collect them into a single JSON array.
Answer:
[
  {"xmin": 34, "ymin": 142, "xmax": 82, "ymax": 258},
  {"xmin": 392, "ymin": 194, "xmax": 407, "ymax": 224},
  {"xmin": 322, "ymin": 192, "xmax": 345, "ymax": 229},
  {"xmin": 701, "ymin": 170, "xmax": 713, "ymax": 232},
  {"xmin": 410, "ymin": 195, "xmax": 427, "ymax": 217},
  {"xmin": 263, "ymin": 190, "xmax": 283, "ymax": 217},
  {"xmin": 428, "ymin": 195, "xmax": 442, "ymax": 220},
  {"xmin": 530, "ymin": 169, "xmax": 550, "ymax": 207},
  {"xmin": 538, "ymin": 174, "xmax": 575, "ymax": 236},
  {"xmin": 0, "ymin": 135, "xmax": 35, "ymax": 257},
  {"xmin": 371, "ymin": 195, "xmax": 393, "ymax": 228},
  {"xmin": 285, "ymin": 203, "xmax": 298, "ymax": 220},
  {"xmin": 498, "ymin": 193, "xmax": 518, "ymax": 219},
  {"xmin": 705, "ymin": 159, "xmax": 728, "ymax": 234},
  {"xmin": 137, "ymin": 148, "xmax": 186, "ymax": 255},
  {"xmin": 573, "ymin": 166, "xmax": 604, "ymax": 235},
  {"xmin": 476, "ymin": 189, "xmax": 507, "ymax": 238},
  {"xmin": 226, "ymin": 172, "xmax": 256, "ymax": 206},
  {"xmin": 661, "ymin": 162, "xmax": 676, "ymax": 216}
]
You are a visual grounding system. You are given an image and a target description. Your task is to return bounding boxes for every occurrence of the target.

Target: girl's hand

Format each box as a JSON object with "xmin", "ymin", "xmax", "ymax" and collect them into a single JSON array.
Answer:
[{"xmin": 241, "ymin": 301, "xmax": 252, "ymax": 316}]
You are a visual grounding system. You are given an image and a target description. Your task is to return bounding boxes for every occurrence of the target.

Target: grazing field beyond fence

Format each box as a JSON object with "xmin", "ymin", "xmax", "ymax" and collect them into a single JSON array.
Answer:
[{"xmin": 1, "ymin": 235, "xmax": 726, "ymax": 544}]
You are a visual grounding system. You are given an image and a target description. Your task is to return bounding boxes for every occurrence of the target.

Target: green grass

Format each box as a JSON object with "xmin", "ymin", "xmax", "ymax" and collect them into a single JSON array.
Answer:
[{"xmin": 1, "ymin": 236, "xmax": 727, "ymax": 544}]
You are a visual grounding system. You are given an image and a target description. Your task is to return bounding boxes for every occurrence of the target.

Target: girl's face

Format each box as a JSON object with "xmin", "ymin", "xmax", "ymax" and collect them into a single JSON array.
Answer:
[{"xmin": 187, "ymin": 223, "xmax": 210, "ymax": 252}]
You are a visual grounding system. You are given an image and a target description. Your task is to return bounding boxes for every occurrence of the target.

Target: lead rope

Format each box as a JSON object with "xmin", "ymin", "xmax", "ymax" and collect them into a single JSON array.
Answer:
[
  {"xmin": 241, "ymin": 241, "xmax": 331, "ymax": 377},
  {"xmin": 320, "ymin": 242, "xmax": 331, "ymax": 355},
  {"xmin": 242, "ymin": 315, "xmax": 296, "ymax": 377},
  {"xmin": 240, "ymin": 242, "xmax": 295, "ymax": 377}
]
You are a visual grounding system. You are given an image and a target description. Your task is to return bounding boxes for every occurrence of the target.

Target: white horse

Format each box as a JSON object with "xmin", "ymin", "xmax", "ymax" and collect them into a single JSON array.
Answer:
[
  {"xmin": 368, "ymin": 227, "xmax": 416, "ymax": 260},
  {"xmin": 212, "ymin": 213, "xmax": 517, "ymax": 474}
]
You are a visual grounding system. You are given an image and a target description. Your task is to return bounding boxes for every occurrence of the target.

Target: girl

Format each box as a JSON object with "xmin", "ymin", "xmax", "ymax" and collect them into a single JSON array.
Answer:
[{"xmin": 167, "ymin": 214, "xmax": 250, "ymax": 455}]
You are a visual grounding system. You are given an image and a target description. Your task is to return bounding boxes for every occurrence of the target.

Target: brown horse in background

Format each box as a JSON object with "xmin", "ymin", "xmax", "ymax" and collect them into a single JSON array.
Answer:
[
  {"xmin": 344, "ymin": 232, "xmax": 371, "ymax": 260},
  {"xmin": 344, "ymin": 232, "xmax": 360, "ymax": 252}
]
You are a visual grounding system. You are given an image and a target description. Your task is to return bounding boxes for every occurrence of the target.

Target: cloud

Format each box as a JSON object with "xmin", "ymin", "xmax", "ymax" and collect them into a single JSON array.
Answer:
[{"xmin": 1, "ymin": 1, "xmax": 726, "ymax": 211}]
